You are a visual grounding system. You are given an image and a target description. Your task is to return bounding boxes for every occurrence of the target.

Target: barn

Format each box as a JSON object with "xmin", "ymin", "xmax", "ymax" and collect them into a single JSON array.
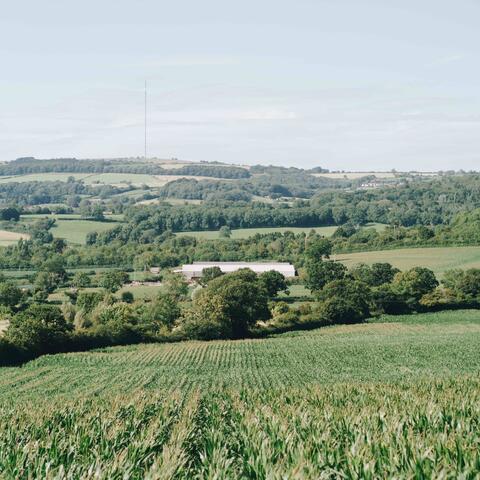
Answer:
[{"xmin": 178, "ymin": 261, "xmax": 296, "ymax": 280}]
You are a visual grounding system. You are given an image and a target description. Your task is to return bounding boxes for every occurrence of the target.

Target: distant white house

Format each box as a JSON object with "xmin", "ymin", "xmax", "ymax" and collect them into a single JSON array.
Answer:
[{"xmin": 177, "ymin": 261, "xmax": 296, "ymax": 281}]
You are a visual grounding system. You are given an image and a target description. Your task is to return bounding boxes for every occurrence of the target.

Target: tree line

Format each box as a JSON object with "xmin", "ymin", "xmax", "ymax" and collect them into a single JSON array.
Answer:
[{"xmin": 0, "ymin": 158, "xmax": 250, "ymax": 179}]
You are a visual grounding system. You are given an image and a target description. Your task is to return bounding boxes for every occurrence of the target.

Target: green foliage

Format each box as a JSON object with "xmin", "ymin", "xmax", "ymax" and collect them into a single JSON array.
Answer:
[
  {"xmin": 185, "ymin": 269, "xmax": 270, "ymax": 339},
  {"xmin": 258, "ymin": 270, "xmax": 289, "ymax": 297},
  {"xmin": 350, "ymin": 262, "xmax": 400, "ymax": 287},
  {"xmin": 76, "ymin": 290, "xmax": 105, "ymax": 313},
  {"xmin": 141, "ymin": 293, "xmax": 181, "ymax": 332},
  {"xmin": 392, "ymin": 267, "xmax": 439, "ymax": 308},
  {"xmin": 1, "ymin": 311, "xmax": 480, "ymax": 477},
  {"xmin": 181, "ymin": 293, "xmax": 231, "ymax": 340},
  {"xmin": 71, "ymin": 271, "xmax": 91, "ymax": 288},
  {"xmin": 97, "ymin": 270, "xmax": 129, "ymax": 293},
  {"xmin": 199, "ymin": 266, "xmax": 224, "ymax": 286},
  {"xmin": 305, "ymin": 259, "xmax": 346, "ymax": 293},
  {"xmin": 318, "ymin": 279, "xmax": 371, "ymax": 323},
  {"xmin": 120, "ymin": 291, "xmax": 134, "ymax": 303},
  {"xmin": 442, "ymin": 268, "xmax": 480, "ymax": 300},
  {"xmin": 218, "ymin": 225, "xmax": 231, "ymax": 238},
  {"xmin": 0, "ymin": 282, "xmax": 23, "ymax": 308},
  {"xmin": 4, "ymin": 304, "xmax": 72, "ymax": 356}
]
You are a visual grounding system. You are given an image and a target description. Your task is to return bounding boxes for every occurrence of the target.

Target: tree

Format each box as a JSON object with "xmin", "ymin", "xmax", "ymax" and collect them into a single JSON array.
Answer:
[
  {"xmin": 76, "ymin": 290, "xmax": 105, "ymax": 313},
  {"xmin": 41, "ymin": 256, "xmax": 68, "ymax": 283},
  {"xmin": 350, "ymin": 263, "xmax": 400, "ymax": 287},
  {"xmin": 199, "ymin": 266, "xmax": 224, "ymax": 286},
  {"xmin": 71, "ymin": 271, "xmax": 91, "ymax": 288},
  {"xmin": 305, "ymin": 260, "xmax": 346, "ymax": 294},
  {"xmin": 0, "ymin": 282, "xmax": 23, "ymax": 309},
  {"xmin": 443, "ymin": 268, "xmax": 480, "ymax": 300},
  {"xmin": 33, "ymin": 272, "xmax": 57, "ymax": 301},
  {"xmin": 258, "ymin": 270, "xmax": 289, "ymax": 297},
  {"xmin": 392, "ymin": 267, "xmax": 438, "ymax": 309},
  {"xmin": 181, "ymin": 294, "xmax": 231, "ymax": 340},
  {"xmin": 5, "ymin": 304, "xmax": 72, "ymax": 355},
  {"xmin": 332, "ymin": 222, "xmax": 357, "ymax": 238},
  {"xmin": 141, "ymin": 293, "xmax": 181, "ymax": 331},
  {"xmin": 219, "ymin": 226, "xmax": 232, "ymax": 238},
  {"xmin": 90, "ymin": 303, "xmax": 140, "ymax": 342},
  {"xmin": 185, "ymin": 269, "xmax": 270, "ymax": 339},
  {"xmin": 0, "ymin": 207, "xmax": 20, "ymax": 222},
  {"xmin": 318, "ymin": 279, "xmax": 371, "ymax": 323},
  {"xmin": 98, "ymin": 271, "xmax": 129, "ymax": 293},
  {"xmin": 121, "ymin": 291, "xmax": 134, "ymax": 303},
  {"xmin": 306, "ymin": 238, "xmax": 332, "ymax": 259},
  {"xmin": 162, "ymin": 272, "xmax": 189, "ymax": 300}
]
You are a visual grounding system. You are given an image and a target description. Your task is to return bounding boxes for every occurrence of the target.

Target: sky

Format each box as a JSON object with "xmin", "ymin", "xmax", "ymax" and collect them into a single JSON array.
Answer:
[{"xmin": 1, "ymin": 0, "xmax": 480, "ymax": 171}]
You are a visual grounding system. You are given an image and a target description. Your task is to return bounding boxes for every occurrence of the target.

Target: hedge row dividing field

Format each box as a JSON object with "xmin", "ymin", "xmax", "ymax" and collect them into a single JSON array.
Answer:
[{"xmin": 1, "ymin": 310, "xmax": 480, "ymax": 478}]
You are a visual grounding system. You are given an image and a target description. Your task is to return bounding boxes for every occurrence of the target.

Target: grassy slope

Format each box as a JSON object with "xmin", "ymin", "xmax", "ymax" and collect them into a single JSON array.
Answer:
[
  {"xmin": 1, "ymin": 310, "xmax": 479, "ymax": 477},
  {"xmin": 336, "ymin": 245, "xmax": 480, "ymax": 276}
]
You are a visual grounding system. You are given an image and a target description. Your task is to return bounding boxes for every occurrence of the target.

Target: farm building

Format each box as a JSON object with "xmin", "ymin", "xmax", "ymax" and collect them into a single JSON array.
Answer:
[{"xmin": 177, "ymin": 262, "xmax": 296, "ymax": 280}]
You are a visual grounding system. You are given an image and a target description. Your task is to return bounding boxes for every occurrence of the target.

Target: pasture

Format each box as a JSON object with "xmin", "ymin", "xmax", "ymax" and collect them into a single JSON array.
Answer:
[
  {"xmin": 20, "ymin": 214, "xmax": 122, "ymax": 244},
  {"xmin": 176, "ymin": 223, "xmax": 386, "ymax": 240},
  {"xmin": 0, "ymin": 310, "xmax": 479, "ymax": 477},
  {"xmin": 336, "ymin": 245, "xmax": 480, "ymax": 277}
]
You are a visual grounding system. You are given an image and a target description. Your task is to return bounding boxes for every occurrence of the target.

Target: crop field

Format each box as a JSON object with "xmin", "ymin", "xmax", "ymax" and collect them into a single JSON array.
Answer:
[
  {"xmin": 0, "ymin": 229, "xmax": 29, "ymax": 246},
  {"xmin": 336, "ymin": 246, "xmax": 480, "ymax": 277},
  {"xmin": 176, "ymin": 223, "xmax": 387, "ymax": 240},
  {"xmin": 0, "ymin": 310, "xmax": 479, "ymax": 477}
]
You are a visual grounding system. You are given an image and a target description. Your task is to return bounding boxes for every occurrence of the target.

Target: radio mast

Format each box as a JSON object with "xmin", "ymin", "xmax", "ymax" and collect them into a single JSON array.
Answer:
[{"xmin": 144, "ymin": 80, "xmax": 147, "ymax": 161}]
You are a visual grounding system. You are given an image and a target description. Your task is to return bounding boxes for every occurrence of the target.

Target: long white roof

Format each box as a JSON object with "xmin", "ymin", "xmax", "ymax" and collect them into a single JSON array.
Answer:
[{"xmin": 181, "ymin": 261, "xmax": 295, "ymax": 275}]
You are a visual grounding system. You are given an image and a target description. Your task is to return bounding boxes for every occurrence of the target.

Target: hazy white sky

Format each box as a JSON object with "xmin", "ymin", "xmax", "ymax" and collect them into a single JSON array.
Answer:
[{"xmin": 1, "ymin": 0, "xmax": 479, "ymax": 170}]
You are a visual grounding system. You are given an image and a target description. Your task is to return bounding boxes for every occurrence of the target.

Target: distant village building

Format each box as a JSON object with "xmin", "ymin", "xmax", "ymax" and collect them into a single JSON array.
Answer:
[{"xmin": 176, "ymin": 262, "xmax": 296, "ymax": 281}]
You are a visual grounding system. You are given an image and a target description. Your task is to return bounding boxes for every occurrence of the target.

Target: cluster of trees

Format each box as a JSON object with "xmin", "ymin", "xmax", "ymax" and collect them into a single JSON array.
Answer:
[
  {"xmin": 0, "ymin": 180, "xmax": 128, "ymax": 207},
  {"xmin": 2, "ymin": 206, "xmax": 480, "ymax": 272},
  {"xmin": 2, "ymin": 234, "xmax": 480, "ymax": 366},
  {"xmin": 0, "ymin": 266, "xmax": 289, "ymax": 364},
  {"xmin": 1, "ymin": 158, "xmax": 250, "ymax": 179},
  {"xmin": 157, "ymin": 171, "xmax": 343, "ymax": 201}
]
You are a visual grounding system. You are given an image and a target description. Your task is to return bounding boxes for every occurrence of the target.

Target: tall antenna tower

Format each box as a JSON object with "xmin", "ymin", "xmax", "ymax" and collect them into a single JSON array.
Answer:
[{"xmin": 144, "ymin": 80, "xmax": 147, "ymax": 161}]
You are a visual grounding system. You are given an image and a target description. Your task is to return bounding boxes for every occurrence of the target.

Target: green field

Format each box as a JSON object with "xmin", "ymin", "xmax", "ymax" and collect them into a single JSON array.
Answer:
[
  {"xmin": 336, "ymin": 246, "xmax": 480, "ymax": 276},
  {"xmin": 1, "ymin": 310, "xmax": 480, "ymax": 477},
  {"xmin": 20, "ymin": 214, "xmax": 121, "ymax": 244},
  {"xmin": 176, "ymin": 223, "xmax": 387, "ymax": 240}
]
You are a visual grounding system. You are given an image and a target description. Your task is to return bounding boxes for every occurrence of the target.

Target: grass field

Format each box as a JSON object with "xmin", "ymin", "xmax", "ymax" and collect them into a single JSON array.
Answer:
[
  {"xmin": 176, "ymin": 223, "xmax": 386, "ymax": 240},
  {"xmin": 0, "ymin": 229, "xmax": 29, "ymax": 246},
  {"xmin": 336, "ymin": 246, "xmax": 480, "ymax": 277},
  {"xmin": 49, "ymin": 219, "xmax": 119, "ymax": 244},
  {"xmin": 20, "ymin": 214, "xmax": 122, "ymax": 244},
  {"xmin": 0, "ymin": 310, "xmax": 479, "ymax": 477}
]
